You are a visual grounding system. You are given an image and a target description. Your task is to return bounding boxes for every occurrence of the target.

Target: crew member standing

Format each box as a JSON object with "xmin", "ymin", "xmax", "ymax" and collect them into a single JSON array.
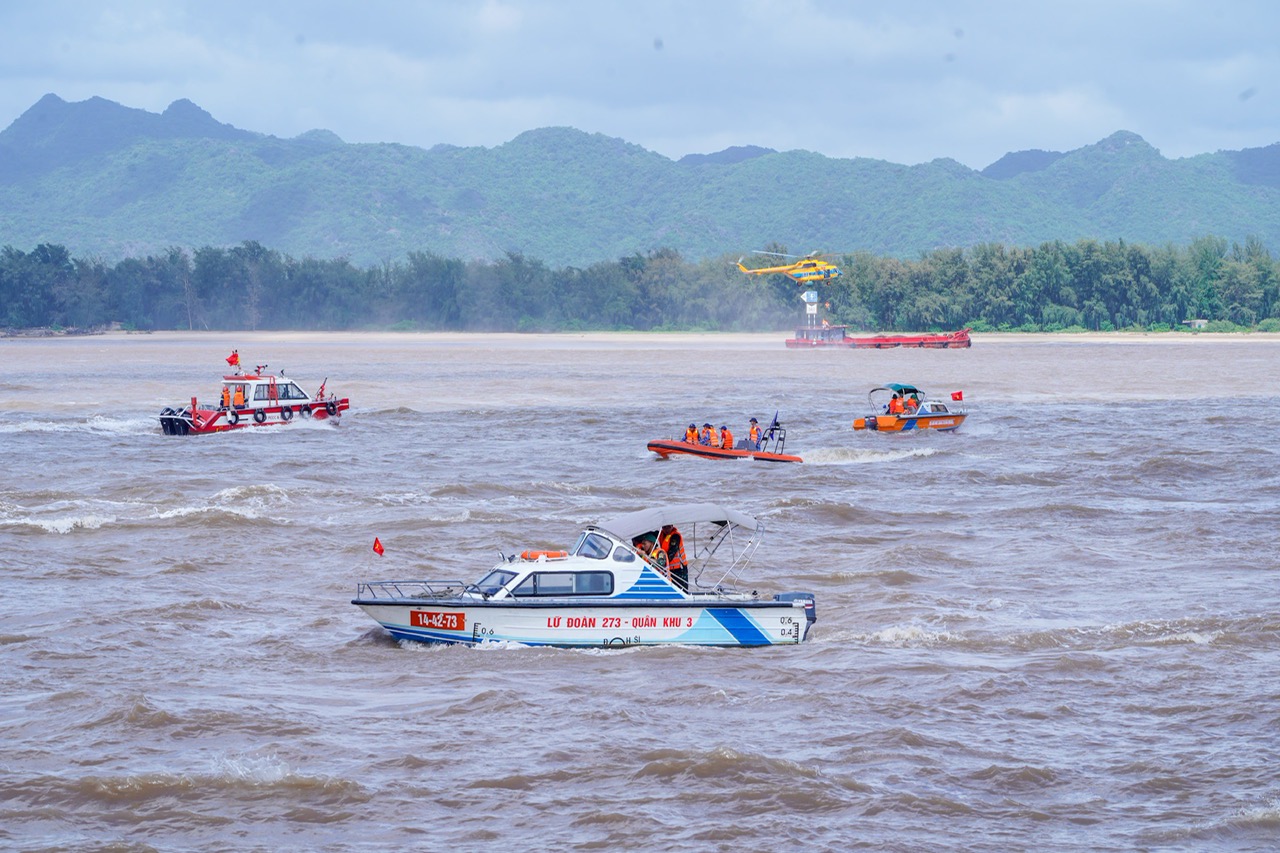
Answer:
[
  {"xmin": 748, "ymin": 417, "xmax": 762, "ymax": 449},
  {"xmin": 659, "ymin": 525, "xmax": 688, "ymax": 590}
]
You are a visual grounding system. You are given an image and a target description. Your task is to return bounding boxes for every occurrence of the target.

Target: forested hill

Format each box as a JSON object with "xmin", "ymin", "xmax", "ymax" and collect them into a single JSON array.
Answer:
[{"xmin": 2, "ymin": 94, "xmax": 1280, "ymax": 267}]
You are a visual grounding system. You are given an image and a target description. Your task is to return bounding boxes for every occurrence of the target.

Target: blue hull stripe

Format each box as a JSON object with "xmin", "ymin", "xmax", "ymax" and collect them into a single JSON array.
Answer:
[
  {"xmin": 707, "ymin": 608, "xmax": 770, "ymax": 645},
  {"xmin": 617, "ymin": 565, "xmax": 685, "ymax": 599}
]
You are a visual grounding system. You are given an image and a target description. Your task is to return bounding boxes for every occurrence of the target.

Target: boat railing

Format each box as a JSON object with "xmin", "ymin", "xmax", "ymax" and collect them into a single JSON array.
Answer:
[
  {"xmin": 688, "ymin": 519, "xmax": 764, "ymax": 592},
  {"xmin": 356, "ymin": 579, "xmax": 474, "ymax": 600}
]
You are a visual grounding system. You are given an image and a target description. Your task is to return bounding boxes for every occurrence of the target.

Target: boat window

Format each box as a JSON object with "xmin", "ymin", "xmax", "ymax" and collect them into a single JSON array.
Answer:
[
  {"xmin": 281, "ymin": 383, "xmax": 309, "ymax": 400},
  {"xmin": 574, "ymin": 533, "xmax": 613, "ymax": 560},
  {"xmin": 612, "ymin": 549, "xmax": 635, "ymax": 562},
  {"xmin": 475, "ymin": 569, "xmax": 517, "ymax": 596},
  {"xmin": 253, "ymin": 385, "xmax": 274, "ymax": 401},
  {"xmin": 511, "ymin": 571, "xmax": 614, "ymax": 597}
]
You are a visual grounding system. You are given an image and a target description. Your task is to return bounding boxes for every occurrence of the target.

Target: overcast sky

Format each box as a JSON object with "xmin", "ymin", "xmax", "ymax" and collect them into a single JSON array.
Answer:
[{"xmin": 1, "ymin": 1, "xmax": 1277, "ymax": 169}]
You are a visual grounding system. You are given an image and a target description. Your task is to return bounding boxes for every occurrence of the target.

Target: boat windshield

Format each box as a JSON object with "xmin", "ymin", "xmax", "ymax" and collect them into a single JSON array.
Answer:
[
  {"xmin": 475, "ymin": 569, "xmax": 517, "ymax": 596},
  {"xmin": 571, "ymin": 531, "xmax": 613, "ymax": 560}
]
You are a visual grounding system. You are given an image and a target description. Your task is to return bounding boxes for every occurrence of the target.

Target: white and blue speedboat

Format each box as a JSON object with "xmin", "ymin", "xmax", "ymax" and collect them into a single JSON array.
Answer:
[{"xmin": 351, "ymin": 504, "xmax": 817, "ymax": 647}]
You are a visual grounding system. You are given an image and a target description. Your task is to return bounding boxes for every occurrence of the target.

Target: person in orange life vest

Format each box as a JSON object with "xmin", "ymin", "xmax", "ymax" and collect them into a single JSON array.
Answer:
[
  {"xmin": 888, "ymin": 394, "xmax": 904, "ymax": 415},
  {"xmin": 659, "ymin": 525, "xmax": 688, "ymax": 589},
  {"xmin": 748, "ymin": 417, "xmax": 762, "ymax": 449},
  {"xmin": 220, "ymin": 386, "xmax": 231, "ymax": 409},
  {"xmin": 232, "ymin": 385, "xmax": 246, "ymax": 407},
  {"xmin": 684, "ymin": 423, "xmax": 698, "ymax": 443},
  {"xmin": 632, "ymin": 533, "xmax": 667, "ymax": 571},
  {"xmin": 719, "ymin": 424, "xmax": 734, "ymax": 449},
  {"xmin": 700, "ymin": 423, "xmax": 717, "ymax": 446},
  {"xmin": 904, "ymin": 394, "xmax": 920, "ymax": 414}
]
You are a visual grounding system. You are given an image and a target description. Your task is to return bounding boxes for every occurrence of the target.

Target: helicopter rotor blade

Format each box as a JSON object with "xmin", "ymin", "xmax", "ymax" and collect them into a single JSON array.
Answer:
[{"xmin": 752, "ymin": 250, "xmax": 800, "ymax": 259}]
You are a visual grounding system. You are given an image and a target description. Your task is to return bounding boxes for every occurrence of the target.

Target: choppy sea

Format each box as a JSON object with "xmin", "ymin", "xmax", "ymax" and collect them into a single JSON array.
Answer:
[{"xmin": 2, "ymin": 331, "xmax": 1278, "ymax": 851}]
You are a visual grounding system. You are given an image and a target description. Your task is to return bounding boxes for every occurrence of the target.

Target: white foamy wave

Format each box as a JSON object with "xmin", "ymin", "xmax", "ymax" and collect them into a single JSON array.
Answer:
[
  {"xmin": 426, "ymin": 509, "xmax": 472, "ymax": 523},
  {"xmin": 803, "ymin": 446, "xmax": 940, "ymax": 466},
  {"xmin": 152, "ymin": 504, "xmax": 271, "ymax": 522},
  {"xmin": 0, "ymin": 415, "xmax": 155, "ymax": 435},
  {"xmin": 860, "ymin": 624, "xmax": 959, "ymax": 646},
  {"xmin": 0, "ymin": 513, "xmax": 115, "ymax": 533},
  {"xmin": 1231, "ymin": 797, "xmax": 1280, "ymax": 827},
  {"xmin": 212, "ymin": 483, "xmax": 291, "ymax": 503},
  {"xmin": 211, "ymin": 752, "xmax": 292, "ymax": 785}
]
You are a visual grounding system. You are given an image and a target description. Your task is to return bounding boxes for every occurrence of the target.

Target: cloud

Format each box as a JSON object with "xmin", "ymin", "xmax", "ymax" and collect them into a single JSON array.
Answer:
[{"xmin": 0, "ymin": 0, "xmax": 1278, "ymax": 168}]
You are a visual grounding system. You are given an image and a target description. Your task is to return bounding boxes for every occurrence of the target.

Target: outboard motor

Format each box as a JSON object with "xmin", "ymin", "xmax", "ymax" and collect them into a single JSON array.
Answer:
[
  {"xmin": 865, "ymin": 415, "xmax": 879, "ymax": 431},
  {"xmin": 774, "ymin": 591, "xmax": 817, "ymax": 625}
]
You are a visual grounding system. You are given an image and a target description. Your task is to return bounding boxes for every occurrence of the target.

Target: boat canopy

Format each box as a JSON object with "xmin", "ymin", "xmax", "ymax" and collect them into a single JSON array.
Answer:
[
  {"xmin": 875, "ymin": 383, "xmax": 921, "ymax": 396},
  {"xmin": 597, "ymin": 503, "xmax": 759, "ymax": 541}
]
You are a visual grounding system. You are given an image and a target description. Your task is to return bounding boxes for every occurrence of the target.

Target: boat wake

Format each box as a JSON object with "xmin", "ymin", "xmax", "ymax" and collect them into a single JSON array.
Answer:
[
  {"xmin": 0, "ymin": 415, "xmax": 156, "ymax": 435},
  {"xmin": 802, "ymin": 446, "xmax": 940, "ymax": 465}
]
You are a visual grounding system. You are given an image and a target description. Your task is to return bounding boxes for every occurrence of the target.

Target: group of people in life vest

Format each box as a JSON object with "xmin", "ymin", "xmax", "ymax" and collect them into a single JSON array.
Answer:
[
  {"xmin": 886, "ymin": 393, "xmax": 921, "ymax": 416},
  {"xmin": 682, "ymin": 417, "xmax": 765, "ymax": 451},
  {"xmin": 219, "ymin": 384, "xmax": 247, "ymax": 409},
  {"xmin": 630, "ymin": 524, "xmax": 689, "ymax": 590}
]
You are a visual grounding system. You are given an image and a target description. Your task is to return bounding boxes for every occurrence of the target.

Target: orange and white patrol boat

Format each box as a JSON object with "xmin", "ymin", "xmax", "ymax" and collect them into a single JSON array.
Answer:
[
  {"xmin": 852, "ymin": 384, "xmax": 966, "ymax": 433},
  {"xmin": 158, "ymin": 353, "xmax": 349, "ymax": 436},
  {"xmin": 647, "ymin": 417, "xmax": 802, "ymax": 463}
]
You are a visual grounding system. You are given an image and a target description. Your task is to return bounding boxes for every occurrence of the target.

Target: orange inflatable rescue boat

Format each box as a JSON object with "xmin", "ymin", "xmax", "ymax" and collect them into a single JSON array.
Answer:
[{"xmin": 648, "ymin": 417, "xmax": 802, "ymax": 463}]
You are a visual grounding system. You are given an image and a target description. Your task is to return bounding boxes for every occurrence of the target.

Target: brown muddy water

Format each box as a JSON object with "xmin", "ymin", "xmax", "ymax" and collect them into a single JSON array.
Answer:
[{"xmin": 2, "ymin": 332, "xmax": 1278, "ymax": 851}]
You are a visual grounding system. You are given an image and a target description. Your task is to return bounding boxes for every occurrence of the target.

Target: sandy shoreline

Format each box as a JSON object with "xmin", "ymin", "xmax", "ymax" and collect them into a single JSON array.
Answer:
[{"xmin": 5, "ymin": 328, "xmax": 1280, "ymax": 347}]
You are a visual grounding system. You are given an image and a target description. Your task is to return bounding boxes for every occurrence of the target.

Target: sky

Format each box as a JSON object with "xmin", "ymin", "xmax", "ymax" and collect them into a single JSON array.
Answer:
[{"xmin": 1, "ymin": 0, "xmax": 1278, "ymax": 169}]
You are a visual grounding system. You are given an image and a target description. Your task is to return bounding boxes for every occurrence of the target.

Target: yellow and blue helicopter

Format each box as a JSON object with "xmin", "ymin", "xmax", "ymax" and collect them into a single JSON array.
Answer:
[{"xmin": 736, "ymin": 250, "xmax": 843, "ymax": 285}]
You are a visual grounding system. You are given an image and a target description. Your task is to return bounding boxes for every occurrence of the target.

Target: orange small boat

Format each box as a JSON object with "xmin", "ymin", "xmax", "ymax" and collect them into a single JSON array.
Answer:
[
  {"xmin": 648, "ymin": 418, "xmax": 802, "ymax": 463},
  {"xmin": 852, "ymin": 384, "xmax": 966, "ymax": 433}
]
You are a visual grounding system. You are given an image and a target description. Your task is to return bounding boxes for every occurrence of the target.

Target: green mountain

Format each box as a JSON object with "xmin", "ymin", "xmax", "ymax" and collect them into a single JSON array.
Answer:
[{"xmin": 2, "ymin": 94, "xmax": 1279, "ymax": 267}]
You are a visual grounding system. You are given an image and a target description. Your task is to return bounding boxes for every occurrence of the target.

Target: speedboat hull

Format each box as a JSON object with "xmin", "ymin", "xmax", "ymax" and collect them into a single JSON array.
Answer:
[
  {"xmin": 852, "ymin": 412, "xmax": 966, "ymax": 432},
  {"xmin": 647, "ymin": 439, "xmax": 802, "ymax": 463},
  {"xmin": 353, "ymin": 597, "xmax": 816, "ymax": 647}
]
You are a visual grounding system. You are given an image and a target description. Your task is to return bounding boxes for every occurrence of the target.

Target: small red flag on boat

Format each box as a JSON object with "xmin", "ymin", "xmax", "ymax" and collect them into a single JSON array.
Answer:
[
  {"xmin": 226, "ymin": 350, "xmax": 240, "ymax": 367},
  {"xmin": 372, "ymin": 537, "xmax": 384, "ymax": 556},
  {"xmin": 951, "ymin": 391, "xmax": 963, "ymax": 401}
]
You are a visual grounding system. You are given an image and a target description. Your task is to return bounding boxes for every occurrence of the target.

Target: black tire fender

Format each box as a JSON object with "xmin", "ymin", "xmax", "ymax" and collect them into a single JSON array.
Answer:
[{"xmin": 253, "ymin": 409, "xmax": 267, "ymax": 424}]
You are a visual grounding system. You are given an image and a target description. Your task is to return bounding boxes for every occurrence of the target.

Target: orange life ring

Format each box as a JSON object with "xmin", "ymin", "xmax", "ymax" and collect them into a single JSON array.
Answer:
[{"xmin": 521, "ymin": 549, "xmax": 568, "ymax": 561}]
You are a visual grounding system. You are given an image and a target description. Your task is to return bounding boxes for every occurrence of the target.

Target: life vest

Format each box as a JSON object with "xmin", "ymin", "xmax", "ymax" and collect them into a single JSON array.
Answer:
[
  {"xmin": 659, "ymin": 529, "xmax": 687, "ymax": 572},
  {"xmin": 889, "ymin": 396, "xmax": 904, "ymax": 415},
  {"xmin": 720, "ymin": 428, "xmax": 733, "ymax": 448},
  {"xmin": 685, "ymin": 426, "xmax": 698, "ymax": 443},
  {"xmin": 233, "ymin": 386, "xmax": 245, "ymax": 407},
  {"xmin": 221, "ymin": 387, "xmax": 230, "ymax": 408},
  {"xmin": 749, "ymin": 424, "xmax": 761, "ymax": 445},
  {"xmin": 700, "ymin": 427, "xmax": 714, "ymax": 446}
]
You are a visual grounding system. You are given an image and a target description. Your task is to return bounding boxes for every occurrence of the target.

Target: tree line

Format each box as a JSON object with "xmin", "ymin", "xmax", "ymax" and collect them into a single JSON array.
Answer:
[{"xmin": 3, "ymin": 235, "xmax": 1279, "ymax": 333}]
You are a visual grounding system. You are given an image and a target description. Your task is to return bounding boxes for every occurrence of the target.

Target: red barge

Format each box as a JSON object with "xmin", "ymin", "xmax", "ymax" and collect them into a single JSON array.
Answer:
[{"xmin": 786, "ymin": 325, "xmax": 972, "ymax": 349}]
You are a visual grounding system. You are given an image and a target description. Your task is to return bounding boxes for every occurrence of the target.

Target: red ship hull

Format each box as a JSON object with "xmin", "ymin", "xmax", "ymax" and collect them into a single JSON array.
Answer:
[{"xmin": 786, "ymin": 327, "xmax": 972, "ymax": 349}]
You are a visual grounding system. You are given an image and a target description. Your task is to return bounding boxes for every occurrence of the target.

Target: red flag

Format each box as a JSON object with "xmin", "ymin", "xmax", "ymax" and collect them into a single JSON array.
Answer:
[
  {"xmin": 372, "ymin": 537, "xmax": 384, "ymax": 556},
  {"xmin": 226, "ymin": 350, "xmax": 240, "ymax": 368},
  {"xmin": 951, "ymin": 391, "xmax": 963, "ymax": 401}
]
